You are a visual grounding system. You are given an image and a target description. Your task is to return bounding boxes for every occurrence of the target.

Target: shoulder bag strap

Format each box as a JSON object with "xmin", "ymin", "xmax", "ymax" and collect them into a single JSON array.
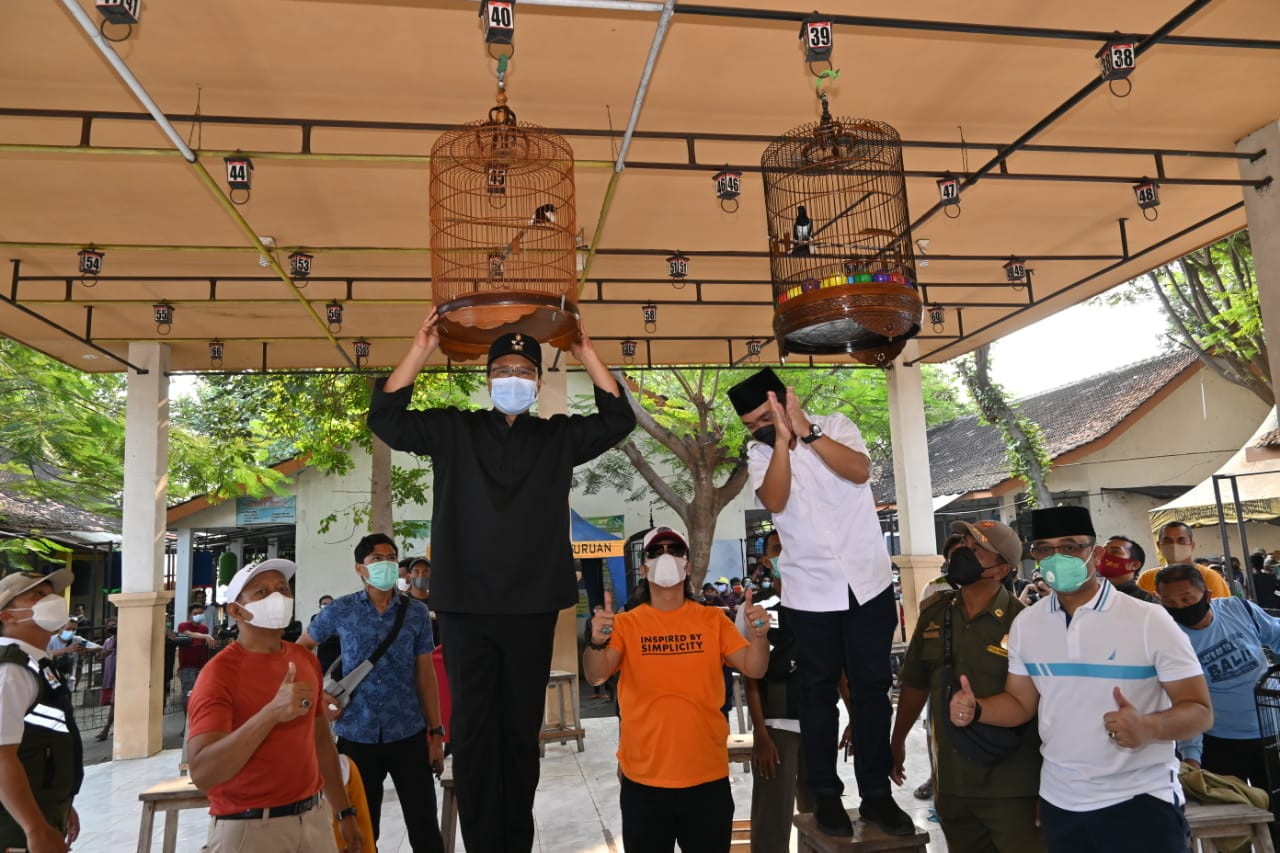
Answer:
[{"xmin": 335, "ymin": 594, "xmax": 413, "ymax": 692}]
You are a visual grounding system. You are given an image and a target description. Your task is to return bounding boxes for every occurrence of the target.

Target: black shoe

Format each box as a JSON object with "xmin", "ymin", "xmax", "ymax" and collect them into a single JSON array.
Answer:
[
  {"xmin": 912, "ymin": 779, "xmax": 933, "ymax": 800},
  {"xmin": 859, "ymin": 796, "xmax": 916, "ymax": 836},
  {"xmin": 814, "ymin": 794, "xmax": 853, "ymax": 837}
]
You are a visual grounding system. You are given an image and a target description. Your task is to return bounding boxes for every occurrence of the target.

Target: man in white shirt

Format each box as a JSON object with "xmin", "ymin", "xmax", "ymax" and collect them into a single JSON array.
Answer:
[
  {"xmin": 729, "ymin": 368, "xmax": 912, "ymax": 838},
  {"xmin": 949, "ymin": 505, "xmax": 1212, "ymax": 852}
]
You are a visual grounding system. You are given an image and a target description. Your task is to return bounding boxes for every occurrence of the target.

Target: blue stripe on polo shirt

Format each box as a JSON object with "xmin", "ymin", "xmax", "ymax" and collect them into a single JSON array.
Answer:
[{"xmin": 1025, "ymin": 662, "xmax": 1157, "ymax": 679}]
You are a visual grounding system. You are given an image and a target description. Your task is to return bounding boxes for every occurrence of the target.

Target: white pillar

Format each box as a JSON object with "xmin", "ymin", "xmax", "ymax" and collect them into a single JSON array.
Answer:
[
  {"xmin": 887, "ymin": 341, "xmax": 942, "ymax": 636},
  {"xmin": 109, "ymin": 343, "xmax": 172, "ymax": 759},
  {"xmin": 1239, "ymin": 120, "xmax": 1280, "ymax": 390},
  {"xmin": 174, "ymin": 528, "xmax": 193, "ymax": 626}
]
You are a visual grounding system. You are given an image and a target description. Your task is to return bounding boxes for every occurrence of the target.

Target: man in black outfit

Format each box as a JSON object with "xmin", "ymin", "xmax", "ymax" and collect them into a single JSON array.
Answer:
[{"xmin": 367, "ymin": 308, "xmax": 635, "ymax": 852}]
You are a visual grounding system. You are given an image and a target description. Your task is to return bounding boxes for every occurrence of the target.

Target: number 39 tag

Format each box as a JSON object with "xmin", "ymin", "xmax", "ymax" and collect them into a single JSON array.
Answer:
[{"xmin": 800, "ymin": 16, "xmax": 833, "ymax": 63}]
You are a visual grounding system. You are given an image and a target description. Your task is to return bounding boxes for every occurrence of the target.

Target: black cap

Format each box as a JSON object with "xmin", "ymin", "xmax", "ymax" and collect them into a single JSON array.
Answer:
[
  {"xmin": 487, "ymin": 332, "xmax": 542, "ymax": 374},
  {"xmin": 1030, "ymin": 506, "xmax": 1096, "ymax": 541},
  {"xmin": 727, "ymin": 368, "xmax": 786, "ymax": 416}
]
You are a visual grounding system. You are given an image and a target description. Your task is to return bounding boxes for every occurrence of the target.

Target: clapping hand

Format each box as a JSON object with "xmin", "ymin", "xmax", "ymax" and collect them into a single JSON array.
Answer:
[{"xmin": 766, "ymin": 391, "xmax": 794, "ymax": 447}]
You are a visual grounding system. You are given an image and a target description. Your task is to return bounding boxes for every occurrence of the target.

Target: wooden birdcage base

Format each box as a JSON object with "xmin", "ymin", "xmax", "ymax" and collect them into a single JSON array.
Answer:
[
  {"xmin": 436, "ymin": 291, "xmax": 580, "ymax": 361},
  {"xmin": 773, "ymin": 282, "xmax": 921, "ymax": 356}
]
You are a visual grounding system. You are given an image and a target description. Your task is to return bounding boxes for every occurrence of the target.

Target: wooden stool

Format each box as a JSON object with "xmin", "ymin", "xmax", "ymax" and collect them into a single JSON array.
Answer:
[
  {"xmin": 539, "ymin": 669, "xmax": 585, "ymax": 756},
  {"xmin": 1186, "ymin": 801, "xmax": 1276, "ymax": 852},
  {"xmin": 731, "ymin": 671, "xmax": 750, "ymax": 734},
  {"xmin": 136, "ymin": 776, "xmax": 209, "ymax": 853},
  {"xmin": 441, "ymin": 764, "xmax": 459, "ymax": 853},
  {"xmin": 731, "ymin": 818, "xmax": 753, "ymax": 848},
  {"xmin": 728, "ymin": 731, "xmax": 753, "ymax": 773},
  {"xmin": 794, "ymin": 808, "xmax": 929, "ymax": 852}
]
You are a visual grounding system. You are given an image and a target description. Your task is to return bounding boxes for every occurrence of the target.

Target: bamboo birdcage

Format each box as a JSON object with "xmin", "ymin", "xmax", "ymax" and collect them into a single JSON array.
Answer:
[
  {"xmin": 429, "ymin": 103, "xmax": 579, "ymax": 361},
  {"xmin": 762, "ymin": 103, "xmax": 921, "ymax": 359}
]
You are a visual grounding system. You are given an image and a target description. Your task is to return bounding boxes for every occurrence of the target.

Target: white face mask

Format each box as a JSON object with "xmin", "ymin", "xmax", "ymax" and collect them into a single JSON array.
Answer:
[
  {"xmin": 395, "ymin": 577, "xmax": 410, "ymax": 593},
  {"xmin": 646, "ymin": 554, "xmax": 688, "ymax": 588},
  {"xmin": 13, "ymin": 594, "xmax": 71, "ymax": 632},
  {"xmin": 1162, "ymin": 543, "xmax": 1194, "ymax": 564},
  {"xmin": 191, "ymin": 613, "xmax": 205, "ymax": 624},
  {"xmin": 491, "ymin": 376, "xmax": 538, "ymax": 415},
  {"xmin": 236, "ymin": 592, "xmax": 294, "ymax": 630}
]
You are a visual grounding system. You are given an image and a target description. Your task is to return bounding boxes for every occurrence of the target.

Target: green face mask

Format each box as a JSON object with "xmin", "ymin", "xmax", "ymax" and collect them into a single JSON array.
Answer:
[
  {"xmin": 364, "ymin": 560, "xmax": 400, "ymax": 591},
  {"xmin": 1040, "ymin": 553, "xmax": 1090, "ymax": 594}
]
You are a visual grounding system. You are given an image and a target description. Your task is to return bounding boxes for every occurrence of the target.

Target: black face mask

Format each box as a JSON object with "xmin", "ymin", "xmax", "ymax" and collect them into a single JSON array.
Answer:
[
  {"xmin": 1166, "ymin": 595, "xmax": 1211, "ymax": 627},
  {"xmin": 752, "ymin": 425, "xmax": 777, "ymax": 446},
  {"xmin": 946, "ymin": 547, "xmax": 988, "ymax": 587}
]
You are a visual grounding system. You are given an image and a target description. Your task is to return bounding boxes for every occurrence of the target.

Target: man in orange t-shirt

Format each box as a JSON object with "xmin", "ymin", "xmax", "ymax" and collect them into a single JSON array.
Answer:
[
  {"xmin": 584, "ymin": 527, "xmax": 771, "ymax": 851},
  {"xmin": 187, "ymin": 560, "xmax": 362, "ymax": 853}
]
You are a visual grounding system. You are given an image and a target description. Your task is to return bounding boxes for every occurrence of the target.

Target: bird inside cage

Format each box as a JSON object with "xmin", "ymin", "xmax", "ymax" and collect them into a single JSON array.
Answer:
[{"xmin": 791, "ymin": 205, "xmax": 814, "ymax": 256}]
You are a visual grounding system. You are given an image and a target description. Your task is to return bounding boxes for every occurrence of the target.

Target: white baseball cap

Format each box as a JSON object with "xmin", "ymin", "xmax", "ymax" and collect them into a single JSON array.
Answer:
[{"xmin": 225, "ymin": 559, "xmax": 296, "ymax": 604}]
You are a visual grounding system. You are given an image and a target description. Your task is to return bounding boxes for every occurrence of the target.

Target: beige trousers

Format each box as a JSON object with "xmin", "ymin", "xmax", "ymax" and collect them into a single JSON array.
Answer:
[{"xmin": 203, "ymin": 798, "xmax": 338, "ymax": 853}]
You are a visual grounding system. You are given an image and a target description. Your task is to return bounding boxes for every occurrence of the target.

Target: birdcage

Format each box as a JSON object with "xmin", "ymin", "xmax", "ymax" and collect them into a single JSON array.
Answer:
[
  {"xmin": 1254, "ymin": 664, "xmax": 1280, "ymax": 807},
  {"xmin": 429, "ymin": 103, "xmax": 579, "ymax": 361},
  {"xmin": 762, "ymin": 104, "xmax": 920, "ymax": 358}
]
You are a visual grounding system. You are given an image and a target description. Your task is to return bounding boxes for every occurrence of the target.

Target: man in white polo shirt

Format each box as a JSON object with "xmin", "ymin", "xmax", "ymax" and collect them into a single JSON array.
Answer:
[
  {"xmin": 950, "ymin": 505, "xmax": 1211, "ymax": 853},
  {"xmin": 729, "ymin": 368, "xmax": 912, "ymax": 838}
]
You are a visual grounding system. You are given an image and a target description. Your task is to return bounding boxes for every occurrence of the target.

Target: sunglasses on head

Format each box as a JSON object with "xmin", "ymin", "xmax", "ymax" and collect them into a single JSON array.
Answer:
[{"xmin": 645, "ymin": 542, "xmax": 688, "ymax": 559}]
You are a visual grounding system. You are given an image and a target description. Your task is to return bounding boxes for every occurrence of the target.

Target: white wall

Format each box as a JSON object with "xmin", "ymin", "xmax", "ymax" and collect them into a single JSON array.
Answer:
[{"xmin": 174, "ymin": 370, "xmax": 754, "ymax": 625}]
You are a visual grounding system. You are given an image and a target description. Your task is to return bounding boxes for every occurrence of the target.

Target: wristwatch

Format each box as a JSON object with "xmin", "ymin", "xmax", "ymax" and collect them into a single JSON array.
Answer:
[
  {"xmin": 800, "ymin": 423, "xmax": 824, "ymax": 444},
  {"xmin": 428, "ymin": 725, "xmax": 446, "ymax": 738},
  {"xmin": 336, "ymin": 806, "xmax": 358, "ymax": 822}
]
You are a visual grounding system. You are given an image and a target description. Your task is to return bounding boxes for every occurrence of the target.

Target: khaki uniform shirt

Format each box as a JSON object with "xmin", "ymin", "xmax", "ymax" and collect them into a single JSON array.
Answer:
[{"xmin": 899, "ymin": 586, "xmax": 1042, "ymax": 798}]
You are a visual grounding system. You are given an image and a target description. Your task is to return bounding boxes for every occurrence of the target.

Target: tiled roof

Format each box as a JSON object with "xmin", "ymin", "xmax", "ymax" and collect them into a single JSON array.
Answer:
[{"xmin": 874, "ymin": 350, "xmax": 1199, "ymax": 503}]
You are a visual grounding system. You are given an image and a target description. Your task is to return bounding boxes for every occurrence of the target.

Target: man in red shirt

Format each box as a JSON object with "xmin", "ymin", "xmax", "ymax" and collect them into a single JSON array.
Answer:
[
  {"xmin": 176, "ymin": 602, "xmax": 216, "ymax": 711},
  {"xmin": 187, "ymin": 559, "xmax": 362, "ymax": 853}
]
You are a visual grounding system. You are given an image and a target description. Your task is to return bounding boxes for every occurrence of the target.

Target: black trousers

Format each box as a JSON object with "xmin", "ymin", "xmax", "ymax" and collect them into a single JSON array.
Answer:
[
  {"xmin": 1040, "ymin": 794, "xmax": 1187, "ymax": 853},
  {"xmin": 620, "ymin": 774, "xmax": 733, "ymax": 853},
  {"xmin": 438, "ymin": 611, "xmax": 557, "ymax": 853},
  {"xmin": 338, "ymin": 731, "xmax": 444, "ymax": 853},
  {"xmin": 786, "ymin": 584, "xmax": 897, "ymax": 799}
]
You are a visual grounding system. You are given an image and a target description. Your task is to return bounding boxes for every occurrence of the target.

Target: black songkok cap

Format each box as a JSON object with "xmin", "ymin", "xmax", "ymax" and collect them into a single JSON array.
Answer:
[
  {"xmin": 486, "ymin": 332, "xmax": 542, "ymax": 374},
  {"xmin": 1030, "ymin": 505, "xmax": 1096, "ymax": 541},
  {"xmin": 727, "ymin": 368, "xmax": 786, "ymax": 416}
]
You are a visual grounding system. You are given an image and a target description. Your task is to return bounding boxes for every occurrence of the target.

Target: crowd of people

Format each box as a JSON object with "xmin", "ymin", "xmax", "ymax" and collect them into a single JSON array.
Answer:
[{"xmin": 3, "ymin": 322, "xmax": 1280, "ymax": 853}]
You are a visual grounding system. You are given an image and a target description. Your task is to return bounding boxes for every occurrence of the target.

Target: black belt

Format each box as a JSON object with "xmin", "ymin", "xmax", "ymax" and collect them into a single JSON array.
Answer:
[{"xmin": 216, "ymin": 792, "xmax": 322, "ymax": 821}]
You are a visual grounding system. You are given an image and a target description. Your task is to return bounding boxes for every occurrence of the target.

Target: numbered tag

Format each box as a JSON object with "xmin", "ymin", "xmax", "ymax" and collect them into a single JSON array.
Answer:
[
  {"xmin": 1134, "ymin": 180, "xmax": 1160, "ymax": 210},
  {"xmin": 483, "ymin": 0, "xmax": 515, "ymax": 45},
  {"xmin": 289, "ymin": 252, "xmax": 313, "ymax": 279},
  {"xmin": 667, "ymin": 255, "xmax": 688, "ymax": 280},
  {"xmin": 937, "ymin": 175, "xmax": 960, "ymax": 206},
  {"xmin": 642, "ymin": 304, "xmax": 658, "ymax": 324},
  {"xmin": 486, "ymin": 163, "xmax": 508, "ymax": 196},
  {"xmin": 1097, "ymin": 37, "xmax": 1136, "ymax": 80},
  {"xmin": 800, "ymin": 15, "xmax": 833, "ymax": 63},
  {"xmin": 97, "ymin": 0, "xmax": 140, "ymax": 25},
  {"xmin": 78, "ymin": 249, "xmax": 103, "ymax": 276},
  {"xmin": 224, "ymin": 157, "xmax": 253, "ymax": 190}
]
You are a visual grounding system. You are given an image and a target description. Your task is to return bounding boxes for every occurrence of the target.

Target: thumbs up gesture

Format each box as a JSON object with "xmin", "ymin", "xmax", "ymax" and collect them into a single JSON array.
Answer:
[
  {"xmin": 1102, "ymin": 686, "xmax": 1149, "ymax": 749},
  {"xmin": 743, "ymin": 589, "xmax": 770, "ymax": 640},
  {"xmin": 591, "ymin": 591, "xmax": 615, "ymax": 645},
  {"xmin": 949, "ymin": 674, "xmax": 978, "ymax": 728},
  {"xmin": 267, "ymin": 661, "xmax": 315, "ymax": 723}
]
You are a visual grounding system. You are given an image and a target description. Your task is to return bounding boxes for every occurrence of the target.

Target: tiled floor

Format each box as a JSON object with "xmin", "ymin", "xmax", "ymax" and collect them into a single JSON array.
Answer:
[{"xmin": 81, "ymin": 710, "xmax": 943, "ymax": 852}]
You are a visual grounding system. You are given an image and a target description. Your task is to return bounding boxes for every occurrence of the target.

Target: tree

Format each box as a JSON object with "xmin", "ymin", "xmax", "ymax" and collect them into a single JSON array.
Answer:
[
  {"xmin": 576, "ymin": 365, "xmax": 970, "ymax": 587},
  {"xmin": 1097, "ymin": 230, "xmax": 1271, "ymax": 405},
  {"xmin": 0, "ymin": 339, "xmax": 286, "ymax": 517},
  {"xmin": 956, "ymin": 344, "xmax": 1053, "ymax": 507},
  {"xmin": 188, "ymin": 369, "xmax": 482, "ymax": 540}
]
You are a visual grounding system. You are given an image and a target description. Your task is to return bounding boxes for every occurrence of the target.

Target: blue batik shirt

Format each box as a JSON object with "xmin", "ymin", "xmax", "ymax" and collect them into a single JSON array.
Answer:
[{"xmin": 306, "ymin": 589, "xmax": 435, "ymax": 744}]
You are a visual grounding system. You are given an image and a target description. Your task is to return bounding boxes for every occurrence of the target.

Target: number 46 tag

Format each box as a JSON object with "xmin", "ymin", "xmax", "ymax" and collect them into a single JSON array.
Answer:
[{"xmin": 800, "ymin": 15, "xmax": 833, "ymax": 63}]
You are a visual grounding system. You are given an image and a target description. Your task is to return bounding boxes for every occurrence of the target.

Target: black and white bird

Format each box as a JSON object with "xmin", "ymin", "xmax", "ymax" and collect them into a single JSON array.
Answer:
[
  {"xmin": 532, "ymin": 203, "xmax": 557, "ymax": 226},
  {"xmin": 791, "ymin": 205, "xmax": 814, "ymax": 256}
]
